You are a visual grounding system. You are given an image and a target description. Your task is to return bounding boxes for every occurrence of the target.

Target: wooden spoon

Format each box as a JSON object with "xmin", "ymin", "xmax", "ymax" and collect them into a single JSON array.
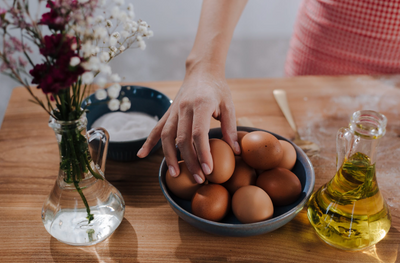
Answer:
[{"xmin": 273, "ymin": 89, "xmax": 320, "ymax": 156}]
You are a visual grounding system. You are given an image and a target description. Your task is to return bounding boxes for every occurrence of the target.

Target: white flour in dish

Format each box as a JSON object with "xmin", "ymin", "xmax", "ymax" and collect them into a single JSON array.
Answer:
[{"xmin": 91, "ymin": 112, "xmax": 159, "ymax": 142}]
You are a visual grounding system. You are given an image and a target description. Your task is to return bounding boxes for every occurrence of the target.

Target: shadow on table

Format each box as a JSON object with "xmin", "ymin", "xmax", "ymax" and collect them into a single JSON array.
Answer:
[
  {"xmin": 50, "ymin": 218, "xmax": 138, "ymax": 262},
  {"xmin": 174, "ymin": 211, "xmax": 399, "ymax": 263},
  {"xmin": 104, "ymin": 149, "xmax": 166, "ymax": 208}
]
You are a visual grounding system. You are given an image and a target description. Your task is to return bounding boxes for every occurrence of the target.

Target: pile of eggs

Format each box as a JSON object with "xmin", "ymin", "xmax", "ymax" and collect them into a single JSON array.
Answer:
[{"xmin": 165, "ymin": 130, "xmax": 302, "ymax": 224}]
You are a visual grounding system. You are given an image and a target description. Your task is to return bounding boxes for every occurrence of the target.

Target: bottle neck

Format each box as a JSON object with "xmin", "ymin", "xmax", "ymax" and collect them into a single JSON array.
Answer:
[{"xmin": 348, "ymin": 110, "xmax": 387, "ymax": 163}]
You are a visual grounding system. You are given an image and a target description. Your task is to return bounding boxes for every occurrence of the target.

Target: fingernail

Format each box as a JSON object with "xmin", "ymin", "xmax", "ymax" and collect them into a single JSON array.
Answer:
[
  {"xmin": 193, "ymin": 174, "xmax": 204, "ymax": 184},
  {"xmin": 169, "ymin": 166, "xmax": 177, "ymax": 177},
  {"xmin": 201, "ymin": 163, "xmax": 211, "ymax": 175},
  {"xmin": 234, "ymin": 141, "xmax": 241, "ymax": 154},
  {"xmin": 137, "ymin": 147, "xmax": 144, "ymax": 157}
]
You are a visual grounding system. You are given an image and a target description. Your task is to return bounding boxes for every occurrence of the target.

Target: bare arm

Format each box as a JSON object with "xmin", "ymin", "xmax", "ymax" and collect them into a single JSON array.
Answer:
[{"xmin": 138, "ymin": 0, "xmax": 248, "ymax": 184}]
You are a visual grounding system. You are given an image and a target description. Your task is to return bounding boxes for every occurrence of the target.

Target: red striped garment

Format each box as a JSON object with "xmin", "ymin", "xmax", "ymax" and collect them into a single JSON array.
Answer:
[{"xmin": 285, "ymin": 0, "xmax": 400, "ymax": 76}]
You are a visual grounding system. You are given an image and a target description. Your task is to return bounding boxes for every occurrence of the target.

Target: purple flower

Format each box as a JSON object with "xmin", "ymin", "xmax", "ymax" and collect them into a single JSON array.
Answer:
[{"xmin": 40, "ymin": 2, "xmax": 65, "ymax": 31}]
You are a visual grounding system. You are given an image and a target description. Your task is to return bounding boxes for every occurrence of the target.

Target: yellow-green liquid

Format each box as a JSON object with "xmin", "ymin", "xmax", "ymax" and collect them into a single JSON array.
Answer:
[{"xmin": 307, "ymin": 152, "xmax": 391, "ymax": 250}]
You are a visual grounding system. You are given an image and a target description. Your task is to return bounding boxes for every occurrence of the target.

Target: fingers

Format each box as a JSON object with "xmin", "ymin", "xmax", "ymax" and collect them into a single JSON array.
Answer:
[
  {"xmin": 176, "ymin": 104, "xmax": 205, "ymax": 184},
  {"xmin": 192, "ymin": 105, "xmax": 214, "ymax": 176},
  {"xmin": 160, "ymin": 113, "xmax": 180, "ymax": 178},
  {"xmin": 137, "ymin": 109, "xmax": 171, "ymax": 158},
  {"xmin": 220, "ymin": 103, "xmax": 241, "ymax": 155}
]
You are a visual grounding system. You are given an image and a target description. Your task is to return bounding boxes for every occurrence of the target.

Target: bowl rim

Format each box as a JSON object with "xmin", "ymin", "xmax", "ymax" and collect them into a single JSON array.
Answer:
[
  {"xmin": 85, "ymin": 85, "xmax": 172, "ymax": 145},
  {"xmin": 158, "ymin": 126, "xmax": 315, "ymax": 228}
]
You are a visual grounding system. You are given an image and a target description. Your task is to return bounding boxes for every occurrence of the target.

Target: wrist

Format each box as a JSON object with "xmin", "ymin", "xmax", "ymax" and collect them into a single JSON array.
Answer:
[{"xmin": 185, "ymin": 53, "xmax": 225, "ymax": 78}]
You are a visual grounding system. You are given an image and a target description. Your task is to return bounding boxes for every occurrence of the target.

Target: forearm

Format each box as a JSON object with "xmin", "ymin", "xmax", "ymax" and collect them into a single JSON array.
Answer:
[{"xmin": 186, "ymin": 0, "xmax": 248, "ymax": 76}]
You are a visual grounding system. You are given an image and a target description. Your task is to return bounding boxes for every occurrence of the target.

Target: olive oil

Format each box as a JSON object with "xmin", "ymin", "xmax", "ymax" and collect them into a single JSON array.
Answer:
[{"xmin": 307, "ymin": 152, "xmax": 391, "ymax": 250}]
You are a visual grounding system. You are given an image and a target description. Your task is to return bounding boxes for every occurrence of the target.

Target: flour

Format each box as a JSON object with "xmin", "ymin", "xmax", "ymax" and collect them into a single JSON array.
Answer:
[{"xmin": 91, "ymin": 112, "xmax": 158, "ymax": 142}]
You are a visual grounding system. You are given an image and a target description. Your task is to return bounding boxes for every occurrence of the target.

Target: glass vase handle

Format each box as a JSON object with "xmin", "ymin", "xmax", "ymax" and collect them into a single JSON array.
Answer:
[
  {"xmin": 336, "ymin": 127, "xmax": 360, "ymax": 171},
  {"xmin": 87, "ymin": 127, "xmax": 109, "ymax": 176}
]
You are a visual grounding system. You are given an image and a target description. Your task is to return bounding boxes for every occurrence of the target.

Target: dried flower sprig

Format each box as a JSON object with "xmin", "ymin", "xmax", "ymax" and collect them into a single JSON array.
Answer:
[{"xmin": 0, "ymin": 0, "xmax": 153, "ymax": 223}]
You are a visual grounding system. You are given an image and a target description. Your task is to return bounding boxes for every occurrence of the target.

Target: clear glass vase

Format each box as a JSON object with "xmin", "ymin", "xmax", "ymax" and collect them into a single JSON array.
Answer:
[
  {"xmin": 42, "ymin": 113, "xmax": 125, "ymax": 246},
  {"xmin": 307, "ymin": 110, "xmax": 391, "ymax": 250}
]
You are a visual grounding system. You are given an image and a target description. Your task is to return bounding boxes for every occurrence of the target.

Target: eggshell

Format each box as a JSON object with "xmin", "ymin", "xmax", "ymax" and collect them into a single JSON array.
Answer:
[
  {"xmin": 256, "ymin": 167, "xmax": 302, "ymax": 206},
  {"xmin": 241, "ymin": 131, "xmax": 283, "ymax": 170},
  {"xmin": 278, "ymin": 140, "xmax": 297, "ymax": 170},
  {"xmin": 191, "ymin": 184, "xmax": 230, "ymax": 222},
  {"xmin": 166, "ymin": 161, "xmax": 202, "ymax": 200},
  {"xmin": 206, "ymin": 139, "xmax": 235, "ymax": 184},
  {"xmin": 237, "ymin": 131, "xmax": 249, "ymax": 150},
  {"xmin": 232, "ymin": 185, "xmax": 274, "ymax": 224},
  {"xmin": 222, "ymin": 158, "xmax": 257, "ymax": 195}
]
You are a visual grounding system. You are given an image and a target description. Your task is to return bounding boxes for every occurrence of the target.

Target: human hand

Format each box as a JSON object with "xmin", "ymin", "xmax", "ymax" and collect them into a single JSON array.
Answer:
[{"xmin": 137, "ymin": 71, "xmax": 241, "ymax": 183}]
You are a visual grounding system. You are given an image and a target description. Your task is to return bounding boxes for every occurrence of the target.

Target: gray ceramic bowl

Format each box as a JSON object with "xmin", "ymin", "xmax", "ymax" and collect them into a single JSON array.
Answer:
[
  {"xmin": 159, "ymin": 126, "xmax": 315, "ymax": 237},
  {"xmin": 83, "ymin": 85, "xmax": 171, "ymax": 161}
]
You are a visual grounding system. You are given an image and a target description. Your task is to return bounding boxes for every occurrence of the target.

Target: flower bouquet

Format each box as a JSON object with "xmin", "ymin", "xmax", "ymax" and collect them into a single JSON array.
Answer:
[{"xmin": 0, "ymin": 0, "xmax": 153, "ymax": 245}]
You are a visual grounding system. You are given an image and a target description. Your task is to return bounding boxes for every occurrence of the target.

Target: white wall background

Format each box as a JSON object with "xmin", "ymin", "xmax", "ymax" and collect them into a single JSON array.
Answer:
[{"xmin": 0, "ymin": 0, "xmax": 302, "ymax": 126}]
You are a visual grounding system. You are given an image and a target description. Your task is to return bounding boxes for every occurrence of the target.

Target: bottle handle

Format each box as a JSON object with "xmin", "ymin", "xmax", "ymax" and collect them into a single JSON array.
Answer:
[
  {"xmin": 336, "ymin": 127, "xmax": 361, "ymax": 171},
  {"xmin": 87, "ymin": 127, "xmax": 110, "ymax": 176}
]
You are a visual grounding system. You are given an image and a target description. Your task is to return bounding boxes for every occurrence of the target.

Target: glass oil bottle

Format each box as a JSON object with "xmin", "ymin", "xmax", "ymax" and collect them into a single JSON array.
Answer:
[{"xmin": 307, "ymin": 110, "xmax": 391, "ymax": 250}]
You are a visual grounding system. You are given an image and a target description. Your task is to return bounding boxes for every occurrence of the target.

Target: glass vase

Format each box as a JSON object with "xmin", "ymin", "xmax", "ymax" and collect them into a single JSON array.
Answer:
[
  {"xmin": 307, "ymin": 110, "xmax": 391, "ymax": 250},
  {"xmin": 42, "ymin": 113, "xmax": 125, "ymax": 246}
]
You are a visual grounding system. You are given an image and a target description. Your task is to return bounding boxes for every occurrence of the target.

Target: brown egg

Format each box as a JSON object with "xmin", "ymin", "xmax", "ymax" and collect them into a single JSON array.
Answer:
[
  {"xmin": 241, "ymin": 131, "xmax": 283, "ymax": 170},
  {"xmin": 232, "ymin": 185, "xmax": 274, "ymax": 224},
  {"xmin": 222, "ymin": 158, "xmax": 257, "ymax": 195},
  {"xmin": 237, "ymin": 131, "xmax": 249, "ymax": 150},
  {"xmin": 256, "ymin": 167, "xmax": 302, "ymax": 206},
  {"xmin": 166, "ymin": 161, "xmax": 202, "ymax": 200},
  {"xmin": 206, "ymin": 139, "xmax": 235, "ymax": 184},
  {"xmin": 278, "ymin": 140, "xmax": 297, "ymax": 170},
  {"xmin": 191, "ymin": 184, "xmax": 230, "ymax": 222}
]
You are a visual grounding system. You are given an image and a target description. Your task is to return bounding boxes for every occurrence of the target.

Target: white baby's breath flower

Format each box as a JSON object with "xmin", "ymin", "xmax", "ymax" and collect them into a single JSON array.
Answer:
[
  {"xmin": 138, "ymin": 25, "xmax": 147, "ymax": 34},
  {"xmin": 71, "ymin": 43, "xmax": 77, "ymax": 50},
  {"xmin": 107, "ymin": 83, "xmax": 122, "ymax": 99},
  {"xmin": 110, "ymin": 73, "xmax": 121, "ymax": 82},
  {"xmin": 147, "ymin": 30, "xmax": 154, "ymax": 38},
  {"xmin": 138, "ymin": 40, "xmax": 146, "ymax": 50},
  {"xmin": 139, "ymin": 21, "xmax": 148, "ymax": 27},
  {"xmin": 118, "ymin": 11, "xmax": 128, "ymax": 21},
  {"xmin": 88, "ymin": 56, "xmax": 100, "ymax": 70},
  {"xmin": 109, "ymin": 36, "xmax": 117, "ymax": 46},
  {"xmin": 122, "ymin": 97, "xmax": 130, "ymax": 103},
  {"xmin": 136, "ymin": 35, "xmax": 143, "ymax": 41},
  {"xmin": 128, "ymin": 11, "xmax": 135, "ymax": 19},
  {"xmin": 110, "ymin": 51, "xmax": 115, "ymax": 58},
  {"xmin": 95, "ymin": 15, "xmax": 104, "ymax": 23},
  {"xmin": 94, "ymin": 27, "xmax": 108, "ymax": 40},
  {"xmin": 82, "ymin": 72, "xmax": 94, "ymax": 84},
  {"xmin": 97, "ymin": 77, "xmax": 107, "ymax": 88},
  {"xmin": 120, "ymin": 101, "xmax": 131, "ymax": 111},
  {"xmin": 119, "ymin": 45, "xmax": 126, "ymax": 51},
  {"xmin": 81, "ymin": 41, "xmax": 93, "ymax": 56},
  {"xmin": 108, "ymin": 99, "xmax": 120, "ymax": 111},
  {"xmin": 112, "ymin": 32, "xmax": 121, "ymax": 40},
  {"xmin": 106, "ymin": 20, "xmax": 113, "ymax": 27},
  {"xmin": 95, "ymin": 89, "xmax": 108, "ymax": 100},
  {"xmin": 110, "ymin": 46, "xmax": 117, "ymax": 52},
  {"xmin": 114, "ymin": 0, "xmax": 125, "ymax": 6},
  {"xmin": 131, "ymin": 26, "xmax": 137, "ymax": 33},
  {"xmin": 112, "ymin": 6, "xmax": 120, "ymax": 18},
  {"xmin": 100, "ymin": 64, "xmax": 112, "ymax": 75},
  {"xmin": 86, "ymin": 17, "xmax": 94, "ymax": 24},
  {"xmin": 121, "ymin": 30, "xmax": 130, "ymax": 38},
  {"xmin": 100, "ymin": 52, "xmax": 110, "ymax": 62},
  {"xmin": 69, "ymin": 57, "xmax": 81, "ymax": 67},
  {"xmin": 127, "ymin": 4, "xmax": 133, "ymax": 11}
]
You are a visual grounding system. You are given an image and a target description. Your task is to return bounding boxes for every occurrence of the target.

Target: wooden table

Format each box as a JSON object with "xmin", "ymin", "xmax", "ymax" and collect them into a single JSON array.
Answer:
[{"xmin": 1, "ymin": 75, "xmax": 400, "ymax": 262}]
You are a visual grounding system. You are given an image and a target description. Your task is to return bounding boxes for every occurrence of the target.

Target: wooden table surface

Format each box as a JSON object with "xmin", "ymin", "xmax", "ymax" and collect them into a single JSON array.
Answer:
[{"xmin": 1, "ymin": 75, "xmax": 400, "ymax": 262}]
